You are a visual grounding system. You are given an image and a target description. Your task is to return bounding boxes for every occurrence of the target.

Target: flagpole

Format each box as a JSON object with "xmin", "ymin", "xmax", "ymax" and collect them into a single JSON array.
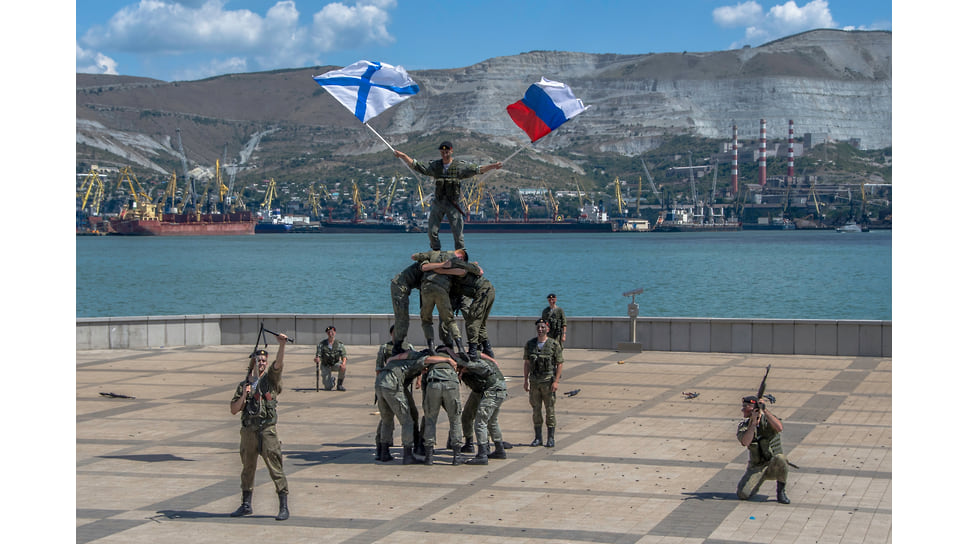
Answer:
[{"xmin": 475, "ymin": 144, "xmax": 528, "ymax": 185}]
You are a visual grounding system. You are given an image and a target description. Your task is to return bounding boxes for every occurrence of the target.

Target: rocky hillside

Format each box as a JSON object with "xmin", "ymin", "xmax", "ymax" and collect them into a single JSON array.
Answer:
[{"xmin": 76, "ymin": 29, "xmax": 890, "ymax": 189}]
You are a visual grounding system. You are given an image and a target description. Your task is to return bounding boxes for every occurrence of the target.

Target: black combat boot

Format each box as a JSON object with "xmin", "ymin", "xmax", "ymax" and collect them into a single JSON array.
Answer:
[
  {"xmin": 230, "ymin": 490, "xmax": 253, "ymax": 517},
  {"xmin": 337, "ymin": 378, "xmax": 346, "ymax": 391},
  {"xmin": 777, "ymin": 482, "xmax": 791, "ymax": 504},
  {"xmin": 402, "ymin": 445, "xmax": 417, "ymax": 465},
  {"xmin": 275, "ymin": 492, "xmax": 290, "ymax": 521},
  {"xmin": 461, "ymin": 437, "xmax": 475, "ymax": 453},
  {"xmin": 452, "ymin": 447, "xmax": 466, "ymax": 465},
  {"xmin": 378, "ymin": 443, "xmax": 395, "ymax": 462},
  {"xmin": 530, "ymin": 426, "xmax": 543, "ymax": 447},
  {"xmin": 467, "ymin": 342, "xmax": 479, "ymax": 360},
  {"xmin": 465, "ymin": 443, "xmax": 489, "ymax": 465},
  {"xmin": 488, "ymin": 440, "xmax": 507, "ymax": 459},
  {"xmin": 391, "ymin": 341, "xmax": 405, "ymax": 355},
  {"xmin": 427, "ymin": 339, "xmax": 436, "ymax": 353},
  {"xmin": 454, "ymin": 338, "xmax": 467, "ymax": 356},
  {"xmin": 423, "ymin": 445, "xmax": 434, "ymax": 465},
  {"xmin": 545, "ymin": 427, "xmax": 556, "ymax": 448},
  {"xmin": 481, "ymin": 339, "xmax": 495, "ymax": 358}
]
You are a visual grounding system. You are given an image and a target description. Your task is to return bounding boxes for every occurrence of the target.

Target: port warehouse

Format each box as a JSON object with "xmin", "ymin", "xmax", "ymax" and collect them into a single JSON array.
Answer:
[{"xmin": 77, "ymin": 314, "xmax": 890, "ymax": 357}]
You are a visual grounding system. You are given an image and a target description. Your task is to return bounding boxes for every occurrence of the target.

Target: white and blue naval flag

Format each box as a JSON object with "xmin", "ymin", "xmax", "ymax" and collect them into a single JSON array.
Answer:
[{"xmin": 313, "ymin": 60, "xmax": 419, "ymax": 123}]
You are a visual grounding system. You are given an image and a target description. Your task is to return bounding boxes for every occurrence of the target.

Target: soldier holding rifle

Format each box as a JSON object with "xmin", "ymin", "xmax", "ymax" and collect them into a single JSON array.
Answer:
[
  {"xmin": 229, "ymin": 331, "xmax": 290, "ymax": 520},
  {"xmin": 736, "ymin": 365, "xmax": 791, "ymax": 504}
]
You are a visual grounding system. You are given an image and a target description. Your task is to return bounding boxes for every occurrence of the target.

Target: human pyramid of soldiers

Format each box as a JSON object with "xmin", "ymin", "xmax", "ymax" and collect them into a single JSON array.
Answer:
[{"xmin": 231, "ymin": 140, "xmax": 789, "ymax": 521}]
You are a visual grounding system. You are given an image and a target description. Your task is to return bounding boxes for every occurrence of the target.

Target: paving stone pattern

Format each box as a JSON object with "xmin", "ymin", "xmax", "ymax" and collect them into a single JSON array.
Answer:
[{"xmin": 77, "ymin": 345, "xmax": 891, "ymax": 543}]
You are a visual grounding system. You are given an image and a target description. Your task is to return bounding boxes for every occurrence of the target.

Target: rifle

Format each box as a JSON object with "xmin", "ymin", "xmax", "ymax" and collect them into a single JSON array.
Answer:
[{"xmin": 756, "ymin": 365, "xmax": 776, "ymax": 406}]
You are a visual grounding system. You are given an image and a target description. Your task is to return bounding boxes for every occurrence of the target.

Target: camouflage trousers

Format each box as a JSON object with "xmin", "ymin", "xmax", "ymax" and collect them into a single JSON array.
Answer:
[
  {"xmin": 420, "ymin": 283, "xmax": 460, "ymax": 345},
  {"xmin": 421, "ymin": 379, "xmax": 462, "ymax": 448},
  {"xmin": 463, "ymin": 283, "xmax": 495, "ymax": 344},
  {"xmin": 428, "ymin": 199, "xmax": 464, "ymax": 251},
  {"xmin": 529, "ymin": 379, "xmax": 557, "ymax": 427},
  {"xmin": 390, "ymin": 280, "xmax": 415, "ymax": 345},
  {"xmin": 737, "ymin": 453, "xmax": 789, "ymax": 499},
  {"xmin": 239, "ymin": 424, "xmax": 288, "ymax": 494},
  {"xmin": 471, "ymin": 387, "xmax": 506, "ymax": 445},
  {"xmin": 376, "ymin": 386, "xmax": 415, "ymax": 447}
]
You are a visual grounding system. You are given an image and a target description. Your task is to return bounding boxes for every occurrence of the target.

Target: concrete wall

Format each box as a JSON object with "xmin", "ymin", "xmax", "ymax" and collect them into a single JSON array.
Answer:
[{"xmin": 77, "ymin": 314, "xmax": 891, "ymax": 357}]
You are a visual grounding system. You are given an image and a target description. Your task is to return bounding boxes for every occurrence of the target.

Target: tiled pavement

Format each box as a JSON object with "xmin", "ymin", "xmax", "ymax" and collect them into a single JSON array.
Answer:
[{"xmin": 75, "ymin": 344, "xmax": 892, "ymax": 543}]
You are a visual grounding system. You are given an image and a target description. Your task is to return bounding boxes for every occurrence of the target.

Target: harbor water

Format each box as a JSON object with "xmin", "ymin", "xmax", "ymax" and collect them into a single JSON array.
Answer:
[{"xmin": 76, "ymin": 230, "xmax": 891, "ymax": 321}]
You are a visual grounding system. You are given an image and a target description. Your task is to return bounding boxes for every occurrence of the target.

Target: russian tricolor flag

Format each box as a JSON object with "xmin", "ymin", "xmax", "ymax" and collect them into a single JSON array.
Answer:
[{"xmin": 506, "ymin": 78, "xmax": 589, "ymax": 142}]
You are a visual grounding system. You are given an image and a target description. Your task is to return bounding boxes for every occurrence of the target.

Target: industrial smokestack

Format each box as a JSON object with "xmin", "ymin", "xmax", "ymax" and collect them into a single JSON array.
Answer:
[
  {"xmin": 787, "ymin": 119, "xmax": 795, "ymax": 181},
  {"xmin": 731, "ymin": 124, "xmax": 739, "ymax": 194},
  {"xmin": 759, "ymin": 119, "xmax": 767, "ymax": 186}
]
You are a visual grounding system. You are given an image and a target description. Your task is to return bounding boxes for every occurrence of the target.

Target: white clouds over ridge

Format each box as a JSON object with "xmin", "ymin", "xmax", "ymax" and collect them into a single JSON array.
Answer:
[
  {"xmin": 713, "ymin": 0, "xmax": 843, "ymax": 47},
  {"xmin": 77, "ymin": 0, "xmax": 397, "ymax": 80}
]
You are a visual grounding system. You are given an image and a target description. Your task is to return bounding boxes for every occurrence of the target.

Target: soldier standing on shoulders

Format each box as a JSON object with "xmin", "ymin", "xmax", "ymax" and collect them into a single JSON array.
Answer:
[
  {"xmin": 524, "ymin": 319, "xmax": 564, "ymax": 448},
  {"xmin": 315, "ymin": 326, "xmax": 347, "ymax": 391},
  {"xmin": 737, "ymin": 395, "xmax": 791, "ymax": 504},
  {"xmin": 394, "ymin": 141, "xmax": 502, "ymax": 251},
  {"xmin": 541, "ymin": 293, "xmax": 567, "ymax": 347},
  {"xmin": 229, "ymin": 333, "xmax": 290, "ymax": 521}
]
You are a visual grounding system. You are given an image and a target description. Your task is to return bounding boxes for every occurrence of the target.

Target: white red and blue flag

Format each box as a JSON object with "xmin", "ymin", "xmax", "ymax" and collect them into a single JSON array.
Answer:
[
  {"xmin": 313, "ymin": 60, "xmax": 419, "ymax": 123},
  {"xmin": 506, "ymin": 77, "xmax": 589, "ymax": 142}
]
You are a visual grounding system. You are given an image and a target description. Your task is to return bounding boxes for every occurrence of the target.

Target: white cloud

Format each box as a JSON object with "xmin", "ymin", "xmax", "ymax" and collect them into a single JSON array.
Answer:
[
  {"xmin": 76, "ymin": 42, "xmax": 119, "ymax": 75},
  {"xmin": 713, "ymin": 0, "xmax": 841, "ymax": 47},
  {"xmin": 713, "ymin": 1, "xmax": 764, "ymax": 28},
  {"xmin": 77, "ymin": 0, "xmax": 397, "ymax": 78}
]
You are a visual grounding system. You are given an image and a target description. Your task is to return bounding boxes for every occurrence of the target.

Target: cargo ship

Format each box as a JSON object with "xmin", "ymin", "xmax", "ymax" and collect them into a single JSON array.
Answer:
[
  {"xmin": 651, "ymin": 206, "xmax": 741, "ymax": 232},
  {"xmin": 441, "ymin": 218, "xmax": 615, "ymax": 233},
  {"xmin": 109, "ymin": 211, "xmax": 256, "ymax": 235}
]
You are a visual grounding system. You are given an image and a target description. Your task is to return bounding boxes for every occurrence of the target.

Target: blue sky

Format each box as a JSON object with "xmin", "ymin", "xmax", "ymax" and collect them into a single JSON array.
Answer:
[{"xmin": 75, "ymin": 0, "xmax": 892, "ymax": 81}]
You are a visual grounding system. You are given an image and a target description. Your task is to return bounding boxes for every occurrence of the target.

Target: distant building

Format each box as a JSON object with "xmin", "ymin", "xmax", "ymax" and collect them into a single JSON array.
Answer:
[{"xmin": 804, "ymin": 133, "xmax": 829, "ymax": 148}]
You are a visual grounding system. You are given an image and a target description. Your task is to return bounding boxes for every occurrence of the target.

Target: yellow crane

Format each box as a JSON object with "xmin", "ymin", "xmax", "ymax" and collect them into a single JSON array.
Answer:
[
  {"xmin": 614, "ymin": 177, "xmax": 626, "ymax": 216},
  {"xmin": 261, "ymin": 178, "xmax": 279, "ymax": 212},
  {"xmin": 116, "ymin": 166, "xmax": 157, "ymax": 219},
  {"xmin": 77, "ymin": 168, "xmax": 105, "ymax": 216},
  {"xmin": 162, "ymin": 170, "xmax": 179, "ymax": 213},
  {"xmin": 383, "ymin": 177, "xmax": 398, "ymax": 217},
  {"xmin": 542, "ymin": 182, "xmax": 560, "ymax": 220},
  {"xmin": 487, "ymin": 189, "xmax": 500, "ymax": 219},
  {"xmin": 517, "ymin": 189, "xmax": 529, "ymax": 221},
  {"xmin": 308, "ymin": 183, "xmax": 322, "ymax": 219},
  {"xmin": 352, "ymin": 181, "xmax": 364, "ymax": 221}
]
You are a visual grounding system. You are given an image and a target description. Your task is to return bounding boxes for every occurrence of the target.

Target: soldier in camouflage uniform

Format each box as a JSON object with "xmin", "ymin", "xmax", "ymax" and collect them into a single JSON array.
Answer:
[
  {"xmin": 373, "ymin": 326, "xmax": 414, "ymax": 460},
  {"xmin": 737, "ymin": 395, "xmax": 791, "ymax": 504},
  {"xmin": 446, "ymin": 251, "xmax": 496, "ymax": 360},
  {"xmin": 315, "ymin": 326, "xmax": 347, "ymax": 391},
  {"xmin": 394, "ymin": 141, "xmax": 502, "ymax": 251},
  {"xmin": 455, "ymin": 350, "xmax": 508, "ymax": 465},
  {"xmin": 412, "ymin": 249, "xmax": 466, "ymax": 354},
  {"xmin": 375, "ymin": 349, "xmax": 458, "ymax": 464},
  {"xmin": 420, "ymin": 346, "xmax": 465, "ymax": 465},
  {"xmin": 389, "ymin": 262, "xmax": 423, "ymax": 355},
  {"xmin": 523, "ymin": 319, "xmax": 564, "ymax": 448},
  {"xmin": 229, "ymin": 333, "xmax": 290, "ymax": 521},
  {"xmin": 541, "ymin": 293, "xmax": 567, "ymax": 346}
]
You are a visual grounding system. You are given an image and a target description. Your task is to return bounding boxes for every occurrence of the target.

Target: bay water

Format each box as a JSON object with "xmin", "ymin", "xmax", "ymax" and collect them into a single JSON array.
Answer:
[{"xmin": 75, "ymin": 230, "xmax": 891, "ymax": 321}]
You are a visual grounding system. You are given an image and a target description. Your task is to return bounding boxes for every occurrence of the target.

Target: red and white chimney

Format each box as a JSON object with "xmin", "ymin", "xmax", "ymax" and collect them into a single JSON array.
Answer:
[
  {"xmin": 759, "ymin": 118, "xmax": 767, "ymax": 186},
  {"xmin": 787, "ymin": 119, "xmax": 795, "ymax": 181}
]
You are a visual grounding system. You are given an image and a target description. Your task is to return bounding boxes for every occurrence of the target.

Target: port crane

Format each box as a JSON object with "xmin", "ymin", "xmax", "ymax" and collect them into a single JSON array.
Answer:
[
  {"xmin": 116, "ymin": 166, "xmax": 157, "ymax": 219},
  {"xmin": 308, "ymin": 183, "xmax": 322, "ymax": 220},
  {"xmin": 77, "ymin": 168, "xmax": 106, "ymax": 216},
  {"xmin": 261, "ymin": 178, "xmax": 279, "ymax": 215},
  {"xmin": 162, "ymin": 170, "xmax": 179, "ymax": 213},
  {"xmin": 351, "ymin": 181, "xmax": 364, "ymax": 221},
  {"xmin": 640, "ymin": 158, "xmax": 663, "ymax": 208},
  {"xmin": 614, "ymin": 177, "xmax": 626, "ymax": 217},
  {"xmin": 175, "ymin": 129, "xmax": 196, "ymax": 211}
]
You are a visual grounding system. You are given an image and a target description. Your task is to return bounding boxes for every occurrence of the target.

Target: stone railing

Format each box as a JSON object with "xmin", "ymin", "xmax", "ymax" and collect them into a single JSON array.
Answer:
[{"xmin": 76, "ymin": 314, "xmax": 891, "ymax": 357}]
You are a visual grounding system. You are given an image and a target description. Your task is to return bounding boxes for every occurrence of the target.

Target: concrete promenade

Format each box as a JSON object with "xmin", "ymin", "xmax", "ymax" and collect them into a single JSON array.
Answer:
[{"xmin": 77, "ymin": 344, "xmax": 892, "ymax": 543}]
